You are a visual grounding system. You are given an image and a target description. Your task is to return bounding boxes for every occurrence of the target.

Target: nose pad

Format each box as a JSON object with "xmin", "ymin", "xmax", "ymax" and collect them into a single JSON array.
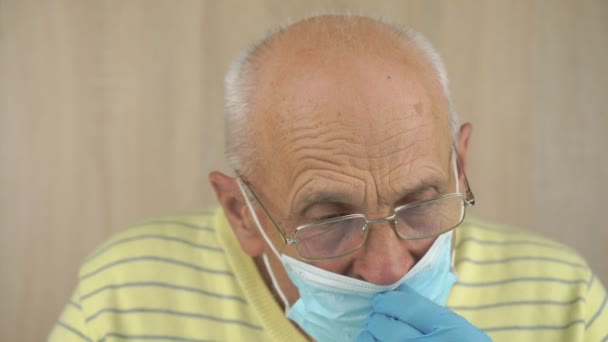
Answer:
[
  {"xmin": 388, "ymin": 217, "xmax": 397, "ymax": 230},
  {"xmin": 370, "ymin": 216, "xmax": 399, "ymax": 236}
]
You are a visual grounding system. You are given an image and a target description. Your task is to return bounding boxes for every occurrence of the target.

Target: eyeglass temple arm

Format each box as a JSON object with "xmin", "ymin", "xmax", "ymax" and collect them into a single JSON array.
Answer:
[
  {"xmin": 237, "ymin": 177, "xmax": 289, "ymax": 243},
  {"xmin": 455, "ymin": 152, "xmax": 476, "ymax": 206}
]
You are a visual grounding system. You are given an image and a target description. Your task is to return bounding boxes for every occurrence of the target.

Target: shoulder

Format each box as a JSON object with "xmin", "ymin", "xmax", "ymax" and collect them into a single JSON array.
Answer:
[
  {"xmin": 73, "ymin": 209, "xmax": 252, "ymax": 335},
  {"xmin": 78, "ymin": 209, "xmax": 227, "ymax": 285},
  {"xmin": 455, "ymin": 216, "xmax": 590, "ymax": 277},
  {"xmin": 449, "ymin": 217, "xmax": 602, "ymax": 340},
  {"xmin": 52, "ymin": 208, "xmax": 275, "ymax": 341}
]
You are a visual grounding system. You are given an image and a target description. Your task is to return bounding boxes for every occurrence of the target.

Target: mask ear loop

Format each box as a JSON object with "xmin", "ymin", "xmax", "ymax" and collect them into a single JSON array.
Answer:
[
  {"xmin": 237, "ymin": 179, "xmax": 292, "ymax": 312},
  {"xmin": 453, "ymin": 150, "xmax": 460, "ymax": 194},
  {"xmin": 450, "ymin": 149, "xmax": 459, "ymax": 275}
]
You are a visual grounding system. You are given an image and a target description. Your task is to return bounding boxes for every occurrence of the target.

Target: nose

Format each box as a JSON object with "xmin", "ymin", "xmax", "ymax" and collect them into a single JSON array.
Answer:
[{"xmin": 350, "ymin": 219, "xmax": 417, "ymax": 285}]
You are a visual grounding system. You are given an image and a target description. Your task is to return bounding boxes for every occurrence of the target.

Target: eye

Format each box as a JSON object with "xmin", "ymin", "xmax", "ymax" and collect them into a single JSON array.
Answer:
[
  {"xmin": 397, "ymin": 188, "xmax": 440, "ymax": 208},
  {"xmin": 313, "ymin": 213, "xmax": 348, "ymax": 223},
  {"xmin": 303, "ymin": 202, "xmax": 354, "ymax": 224}
]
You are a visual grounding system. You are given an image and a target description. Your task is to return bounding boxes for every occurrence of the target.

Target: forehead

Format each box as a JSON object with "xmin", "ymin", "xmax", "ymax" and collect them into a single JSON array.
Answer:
[{"xmin": 246, "ymin": 22, "xmax": 452, "ymax": 211}]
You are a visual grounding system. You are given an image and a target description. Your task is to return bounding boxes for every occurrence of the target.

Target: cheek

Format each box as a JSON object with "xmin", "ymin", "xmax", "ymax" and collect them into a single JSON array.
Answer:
[
  {"xmin": 406, "ymin": 237, "xmax": 437, "ymax": 261},
  {"xmin": 309, "ymin": 255, "xmax": 356, "ymax": 275}
]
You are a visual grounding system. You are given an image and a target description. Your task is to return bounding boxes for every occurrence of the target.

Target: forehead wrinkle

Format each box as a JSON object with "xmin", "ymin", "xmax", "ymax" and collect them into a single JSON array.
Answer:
[
  {"xmin": 285, "ymin": 113, "xmax": 438, "ymax": 166},
  {"xmin": 282, "ymin": 128, "xmax": 353, "ymax": 157},
  {"xmin": 282, "ymin": 122, "xmax": 438, "ymax": 198},
  {"xmin": 289, "ymin": 151, "xmax": 358, "ymax": 184},
  {"xmin": 276, "ymin": 101, "xmax": 437, "ymax": 158},
  {"xmin": 385, "ymin": 151, "xmax": 451, "ymax": 197},
  {"xmin": 281, "ymin": 131, "xmax": 450, "ymax": 218},
  {"xmin": 321, "ymin": 119, "xmax": 423, "ymax": 151},
  {"xmin": 388, "ymin": 163, "xmax": 446, "ymax": 192},
  {"xmin": 281, "ymin": 115, "xmax": 335, "ymax": 139},
  {"xmin": 281, "ymin": 108, "xmax": 422, "ymax": 147},
  {"xmin": 366, "ymin": 137, "xmax": 449, "ymax": 206},
  {"xmin": 287, "ymin": 169, "xmax": 367, "ymax": 217},
  {"xmin": 271, "ymin": 108, "xmax": 352, "ymax": 150}
]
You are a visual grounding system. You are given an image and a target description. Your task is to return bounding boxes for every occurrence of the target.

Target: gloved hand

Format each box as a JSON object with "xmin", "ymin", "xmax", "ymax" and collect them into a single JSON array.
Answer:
[{"xmin": 355, "ymin": 286, "xmax": 492, "ymax": 341}]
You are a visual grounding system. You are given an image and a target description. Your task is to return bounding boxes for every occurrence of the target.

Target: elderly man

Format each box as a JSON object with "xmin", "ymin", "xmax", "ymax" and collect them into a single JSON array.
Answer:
[{"xmin": 51, "ymin": 15, "xmax": 606, "ymax": 342}]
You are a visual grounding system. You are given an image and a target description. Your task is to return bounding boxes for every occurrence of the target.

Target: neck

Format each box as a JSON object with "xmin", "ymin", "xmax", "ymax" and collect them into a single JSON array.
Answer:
[
  {"xmin": 253, "ymin": 255, "xmax": 286, "ymax": 310},
  {"xmin": 253, "ymin": 254, "xmax": 313, "ymax": 340}
]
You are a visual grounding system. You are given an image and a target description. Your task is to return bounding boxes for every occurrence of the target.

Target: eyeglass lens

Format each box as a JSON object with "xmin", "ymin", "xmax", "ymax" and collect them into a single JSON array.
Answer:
[{"xmin": 293, "ymin": 196, "xmax": 466, "ymax": 260}]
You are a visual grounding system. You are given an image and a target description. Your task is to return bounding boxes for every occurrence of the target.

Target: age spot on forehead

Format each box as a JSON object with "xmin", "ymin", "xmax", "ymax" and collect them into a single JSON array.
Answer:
[{"xmin": 414, "ymin": 102, "xmax": 424, "ymax": 115}]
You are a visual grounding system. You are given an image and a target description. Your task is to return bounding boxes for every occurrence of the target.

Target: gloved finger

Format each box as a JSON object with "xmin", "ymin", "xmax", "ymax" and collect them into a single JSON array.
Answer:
[
  {"xmin": 417, "ymin": 324, "xmax": 493, "ymax": 342},
  {"xmin": 373, "ymin": 287, "xmax": 454, "ymax": 334},
  {"xmin": 366, "ymin": 313, "xmax": 423, "ymax": 341},
  {"xmin": 354, "ymin": 330, "xmax": 377, "ymax": 342}
]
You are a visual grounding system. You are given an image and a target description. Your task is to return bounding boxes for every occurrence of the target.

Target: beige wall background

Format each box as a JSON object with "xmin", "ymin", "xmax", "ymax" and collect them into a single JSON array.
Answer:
[{"xmin": 1, "ymin": 0, "xmax": 607, "ymax": 341}]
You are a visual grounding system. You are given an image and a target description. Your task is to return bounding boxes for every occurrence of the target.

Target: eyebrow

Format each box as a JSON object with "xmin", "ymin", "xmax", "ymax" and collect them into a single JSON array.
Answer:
[
  {"xmin": 295, "ymin": 176, "xmax": 443, "ymax": 218},
  {"xmin": 297, "ymin": 192, "xmax": 353, "ymax": 217},
  {"xmin": 395, "ymin": 179, "xmax": 442, "ymax": 205}
]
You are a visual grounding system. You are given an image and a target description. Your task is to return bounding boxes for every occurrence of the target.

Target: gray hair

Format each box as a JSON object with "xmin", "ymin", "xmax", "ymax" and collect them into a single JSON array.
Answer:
[{"xmin": 224, "ymin": 15, "xmax": 459, "ymax": 174}]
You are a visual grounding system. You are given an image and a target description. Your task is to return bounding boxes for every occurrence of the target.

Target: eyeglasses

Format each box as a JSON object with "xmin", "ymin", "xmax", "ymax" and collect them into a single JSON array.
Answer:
[{"xmin": 238, "ymin": 155, "xmax": 475, "ymax": 261}]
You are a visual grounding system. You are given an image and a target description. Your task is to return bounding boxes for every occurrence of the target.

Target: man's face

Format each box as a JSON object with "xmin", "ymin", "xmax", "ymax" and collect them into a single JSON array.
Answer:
[{"xmin": 240, "ymin": 24, "xmax": 456, "ymax": 305}]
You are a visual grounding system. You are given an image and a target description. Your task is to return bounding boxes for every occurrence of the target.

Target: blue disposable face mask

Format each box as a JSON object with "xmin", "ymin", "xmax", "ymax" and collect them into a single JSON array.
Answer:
[
  {"xmin": 283, "ymin": 231, "xmax": 456, "ymax": 342},
  {"xmin": 237, "ymin": 157, "xmax": 459, "ymax": 342}
]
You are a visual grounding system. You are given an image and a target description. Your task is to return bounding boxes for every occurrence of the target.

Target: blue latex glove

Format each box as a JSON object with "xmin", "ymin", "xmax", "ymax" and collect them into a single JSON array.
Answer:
[{"xmin": 355, "ymin": 286, "xmax": 492, "ymax": 341}]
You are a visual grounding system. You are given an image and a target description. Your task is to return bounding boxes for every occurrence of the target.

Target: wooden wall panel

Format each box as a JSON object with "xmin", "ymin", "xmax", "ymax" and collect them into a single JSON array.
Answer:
[{"xmin": 1, "ymin": 1, "xmax": 606, "ymax": 340}]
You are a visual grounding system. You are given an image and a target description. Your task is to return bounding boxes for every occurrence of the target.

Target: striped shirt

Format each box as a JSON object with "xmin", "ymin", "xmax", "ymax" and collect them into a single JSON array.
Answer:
[{"xmin": 49, "ymin": 208, "xmax": 608, "ymax": 341}]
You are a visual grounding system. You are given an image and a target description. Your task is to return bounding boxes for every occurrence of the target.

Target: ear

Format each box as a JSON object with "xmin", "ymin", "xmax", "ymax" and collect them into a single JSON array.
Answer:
[
  {"xmin": 455, "ymin": 123, "xmax": 473, "ymax": 181},
  {"xmin": 208, "ymin": 171, "xmax": 265, "ymax": 256}
]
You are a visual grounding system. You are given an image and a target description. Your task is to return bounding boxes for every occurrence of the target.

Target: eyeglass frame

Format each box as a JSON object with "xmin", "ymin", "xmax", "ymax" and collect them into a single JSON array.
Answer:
[{"xmin": 237, "ymin": 148, "xmax": 475, "ymax": 261}]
